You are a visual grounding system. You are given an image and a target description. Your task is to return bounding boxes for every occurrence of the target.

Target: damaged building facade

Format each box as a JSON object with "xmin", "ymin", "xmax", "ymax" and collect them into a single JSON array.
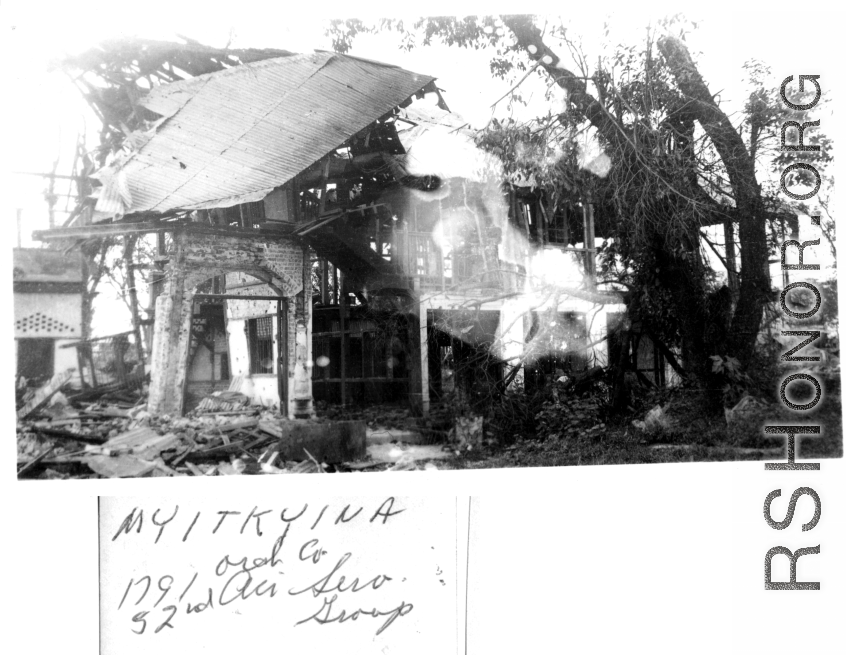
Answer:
[
  {"xmin": 36, "ymin": 47, "xmax": 642, "ymax": 418},
  {"xmin": 13, "ymin": 248, "xmax": 84, "ymax": 386}
]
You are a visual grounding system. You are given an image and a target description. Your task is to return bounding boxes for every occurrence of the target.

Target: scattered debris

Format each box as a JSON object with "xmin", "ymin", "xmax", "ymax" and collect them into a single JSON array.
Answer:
[
  {"xmin": 17, "ymin": 388, "xmax": 459, "ymax": 478},
  {"xmin": 449, "ymin": 415, "xmax": 484, "ymax": 451},
  {"xmin": 16, "ymin": 369, "xmax": 75, "ymax": 420},
  {"xmin": 724, "ymin": 395, "xmax": 770, "ymax": 426},
  {"xmin": 632, "ymin": 404, "xmax": 669, "ymax": 434},
  {"xmin": 196, "ymin": 376, "xmax": 250, "ymax": 412}
]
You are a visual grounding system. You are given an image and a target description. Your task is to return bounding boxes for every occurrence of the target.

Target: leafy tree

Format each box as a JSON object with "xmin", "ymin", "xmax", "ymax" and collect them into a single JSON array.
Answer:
[{"xmin": 327, "ymin": 15, "xmax": 834, "ymax": 410}]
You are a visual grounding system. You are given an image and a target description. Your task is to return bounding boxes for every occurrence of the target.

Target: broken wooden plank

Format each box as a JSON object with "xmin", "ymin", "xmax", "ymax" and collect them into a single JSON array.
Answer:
[
  {"xmin": 86, "ymin": 427, "xmax": 180, "ymax": 458},
  {"xmin": 167, "ymin": 443, "xmax": 196, "ymax": 468},
  {"xmin": 16, "ymin": 369, "xmax": 75, "ymax": 420},
  {"xmin": 96, "ymin": 426, "xmax": 159, "ymax": 448},
  {"xmin": 33, "ymin": 220, "xmax": 175, "ymax": 241},
  {"xmin": 194, "ymin": 409, "xmax": 255, "ymax": 416},
  {"xmin": 182, "ymin": 442, "xmax": 250, "ymax": 461},
  {"xmin": 184, "ymin": 462, "xmax": 205, "ymax": 476},
  {"xmin": 242, "ymin": 433, "xmax": 276, "ymax": 452},
  {"xmin": 29, "ymin": 426, "xmax": 107, "ymax": 445},
  {"xmin": 31, "ymin": 417, "xmax": 82, "ymax": 428},
  {"xmin": 17, "ymin": 445, "xmax": 56, "ymax": 478},
  {"xmin": 94, "ymin": 406, "xmax": 131, "ymax": 418},
  {"xmin": 257, "ymin": 420, "xmax": 283, "ymax": 438},
  {"xmin": 216, "ymin": 418, "xmax": 259, "ymax": 432}
]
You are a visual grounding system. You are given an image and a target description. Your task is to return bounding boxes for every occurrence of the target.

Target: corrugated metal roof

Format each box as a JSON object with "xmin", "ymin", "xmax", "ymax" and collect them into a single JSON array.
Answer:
[{"xmin": 108, "ymin": 52, "xmax": 435, "ymax": 215}]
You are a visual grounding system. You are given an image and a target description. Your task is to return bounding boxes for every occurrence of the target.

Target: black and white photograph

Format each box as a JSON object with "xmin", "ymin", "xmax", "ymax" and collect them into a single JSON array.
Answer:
[
  {"xmin": 4, "ymin": 2, "xmax": 846, "ymax": 654},
  {"xmin": 8, "ymin": 7, "xmax": 842, "ymax": 479}
]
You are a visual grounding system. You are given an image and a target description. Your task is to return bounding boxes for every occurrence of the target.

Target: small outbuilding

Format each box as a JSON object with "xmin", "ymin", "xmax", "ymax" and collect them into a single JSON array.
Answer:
[{"xmin": 13, "ymin": 248, "xmax": 84, "ymax": 386}]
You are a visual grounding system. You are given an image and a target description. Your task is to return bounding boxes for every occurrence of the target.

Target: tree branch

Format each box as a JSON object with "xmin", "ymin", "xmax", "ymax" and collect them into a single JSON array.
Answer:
[{"xmin": 657, "ymin": 36, "xmax": 770, "ymax": 361}]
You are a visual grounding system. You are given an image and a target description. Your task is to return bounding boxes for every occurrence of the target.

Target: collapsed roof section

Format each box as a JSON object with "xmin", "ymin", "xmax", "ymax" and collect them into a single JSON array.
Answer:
[{"xmin": 94, "ymin": 52, "xmax": 437, "ymax": 218}]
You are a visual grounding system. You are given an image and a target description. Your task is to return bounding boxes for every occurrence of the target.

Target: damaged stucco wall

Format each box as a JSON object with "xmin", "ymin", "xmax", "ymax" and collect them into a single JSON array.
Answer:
[
  {"xmin": 148, "ymin": 230, "xmax": 312, "ymax": 417},
  {"xmin": 14, "ymin": 291, "xmax": 83, "ymax": 383}
]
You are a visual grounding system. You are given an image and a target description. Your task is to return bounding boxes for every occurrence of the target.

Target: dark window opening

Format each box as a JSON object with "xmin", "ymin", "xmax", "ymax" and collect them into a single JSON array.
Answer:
[
  {"xmin": 247, "ymin": 316, "xmax": 275, "ymax": 374},
  {"xmin": 546, "ymin": 207, "xmax": 569, "ymax": 245},
  {"xmin": 17, "ymin": 338, "xmax": 54, "ymax": 382}
]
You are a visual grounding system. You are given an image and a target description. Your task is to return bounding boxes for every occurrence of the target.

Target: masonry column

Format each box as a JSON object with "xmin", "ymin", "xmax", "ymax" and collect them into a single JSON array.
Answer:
[
  {"xmin": 407, "ymin": 279, "xmax": 430, "ymax": 416},
  {"xmin": 148, "ymin": 233, "xmax": 190, "ymax": 416}
]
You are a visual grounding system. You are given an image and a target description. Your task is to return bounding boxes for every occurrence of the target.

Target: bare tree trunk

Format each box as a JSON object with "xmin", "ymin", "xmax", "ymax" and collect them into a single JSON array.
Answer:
[
  {"xmin": 123, "ymin": 235, "xmax": 146, "ymax": 366},
  {"xmin": 80, "ymin": 239, "xmax": 110, "ymax": 340},
  {"xmin": 657, "ymin": 37, "xmax": 769, "ymax": 365}
]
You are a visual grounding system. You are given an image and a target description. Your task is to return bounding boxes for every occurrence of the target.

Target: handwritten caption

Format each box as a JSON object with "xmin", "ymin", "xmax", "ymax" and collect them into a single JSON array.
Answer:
[{"xmin": 105, "ymin": 497, "xmax": 422, "ymax": 638}]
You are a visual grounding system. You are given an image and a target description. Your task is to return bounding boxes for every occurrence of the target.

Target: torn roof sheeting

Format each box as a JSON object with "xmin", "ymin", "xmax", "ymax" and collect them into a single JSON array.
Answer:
[{"xmin": 102, "ymin": 51, "xmax": 435, "ymax": 216}]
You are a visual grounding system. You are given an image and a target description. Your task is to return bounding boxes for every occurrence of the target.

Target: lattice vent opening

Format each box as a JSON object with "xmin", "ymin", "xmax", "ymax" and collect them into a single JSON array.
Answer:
[{"xmin": 15, "ymin": 312, "xmax": 76, "ymax": 335}]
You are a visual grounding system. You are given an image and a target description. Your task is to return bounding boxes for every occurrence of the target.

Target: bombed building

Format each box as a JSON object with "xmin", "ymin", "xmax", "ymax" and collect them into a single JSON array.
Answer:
[{"xmin": 29, "ymin": 41, "xmax": 661, "ymax": 424}]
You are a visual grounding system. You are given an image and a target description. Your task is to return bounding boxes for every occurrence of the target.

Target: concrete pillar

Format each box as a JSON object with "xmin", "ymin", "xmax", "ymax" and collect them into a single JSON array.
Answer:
[{"xmin": 148, "ymin": 242, "xmax": 190, "ymax": 416}]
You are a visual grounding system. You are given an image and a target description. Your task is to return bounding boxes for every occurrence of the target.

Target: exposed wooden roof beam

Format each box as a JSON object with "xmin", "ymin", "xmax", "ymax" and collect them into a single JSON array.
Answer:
[{"xmin": 33, "ymin": 221, "xmax": 295, "ymax": 242}]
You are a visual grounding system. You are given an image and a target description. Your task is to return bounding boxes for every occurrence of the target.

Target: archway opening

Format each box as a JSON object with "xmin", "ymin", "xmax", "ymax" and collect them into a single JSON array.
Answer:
[{"xmin": 183, "ymin": 272, "xmax": 289, "ymax": 414}]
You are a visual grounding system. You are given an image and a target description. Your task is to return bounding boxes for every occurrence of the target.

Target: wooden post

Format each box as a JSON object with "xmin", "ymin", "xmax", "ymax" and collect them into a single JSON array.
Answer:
[
  {"xmin": 320, "ymin": 259, "xmax": 329, "ymax": 305},
  {"xmin": 407, "ymin": 278, "xmax": 430, "ymax": 417},
  {"xmin": 404, "ymin": 219, "xmax": 411, "ymax": 276},
  {"xmin": 339, "ymin": 272, "xmax": 348, "ymax": 407},
  {"xmin": 582, "ymin": 200, "xmax": 596, "ymax": 281},
  {"xmin": 88, "ymin": 346, "xmax": 99, "ymax": 388},
  {"xmin": 318, "ymin": 159, "xmax": 331, "ymax": 216},
  {"xmin": 374, "ymin": 210, "xmax": 381, "ymax": 258},
  {"xmin": 75, "ymin": 346, "xmax": 86, "ymax": 389},
  {"xmin": 277, "ymin": 299, "xmax": 288, "ymax": 414},
  {"xmin": 537, "ymin": 197, "xmax": 549, "ymax": 246},
  {"xmin": 47, "ymin": 156, "xmax": 59, "ymax": 229}
]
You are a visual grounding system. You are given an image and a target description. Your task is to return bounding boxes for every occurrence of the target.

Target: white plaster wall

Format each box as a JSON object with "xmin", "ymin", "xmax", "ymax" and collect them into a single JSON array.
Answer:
[
  {"xmin": 227, "ymin": 317, "xmax": 251, "ymax": 378},
  {"xmin": 14, "ymin": 293, "xmax": 82, "ymax": 339},
  {"xmin": 54, "ymin": 338, "xmax": 81, "ymax": 384},
  {"xmin": 226, "ymin": 315, "xmax": 282, "ymax": 410},
  {"xmin": 187, "ymin": 343, "xmax": 214, "ymax": 381}
]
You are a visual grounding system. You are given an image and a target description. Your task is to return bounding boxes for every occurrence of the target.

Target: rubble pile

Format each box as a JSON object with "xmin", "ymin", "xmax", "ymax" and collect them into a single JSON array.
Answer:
[
  {"xmin": 17, "ymin": 383, "xmax": 458, "ymax": 479},
  {"xmin": 535, "ymin": 393, "xmax": 606, "ymax": 440}
]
